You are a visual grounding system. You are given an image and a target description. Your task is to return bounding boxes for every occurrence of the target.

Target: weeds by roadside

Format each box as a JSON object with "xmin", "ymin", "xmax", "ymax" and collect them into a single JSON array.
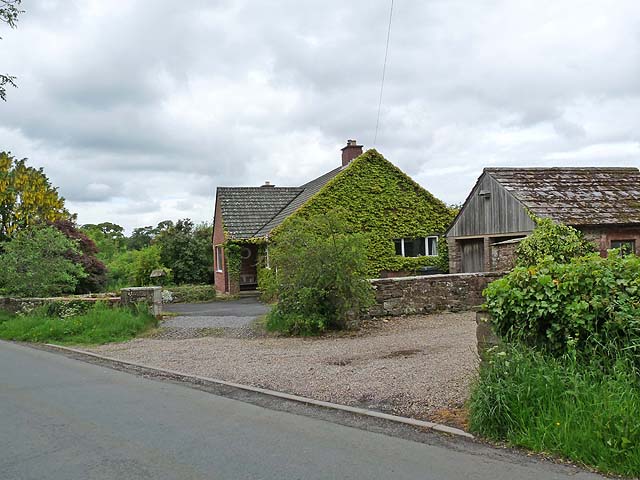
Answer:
[
  {"xmin": 0, "ymin": 302, "xmax": 157, "ymax": 345},
  {"xmin": 469, "ymin": 345, "xmax": 640, "ymax": 477}
]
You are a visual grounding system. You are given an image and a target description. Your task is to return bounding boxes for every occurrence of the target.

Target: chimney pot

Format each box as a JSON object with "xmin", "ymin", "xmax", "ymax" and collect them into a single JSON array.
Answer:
[
  {"xmin": 261, "ymin": 181, "xmax": 274, "ymax": 188},
  {"xmin": 341, "ymin": 139, "xmax": 363, "ymax": 167}
]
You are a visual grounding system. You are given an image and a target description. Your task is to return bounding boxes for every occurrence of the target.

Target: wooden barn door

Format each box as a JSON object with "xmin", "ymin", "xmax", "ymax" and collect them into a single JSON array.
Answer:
[{"xmin": 460, "ymin": 239, "xmax": 484, "ymax": 273}]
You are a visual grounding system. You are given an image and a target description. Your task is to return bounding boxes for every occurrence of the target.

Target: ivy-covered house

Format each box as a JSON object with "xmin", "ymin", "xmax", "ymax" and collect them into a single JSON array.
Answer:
[{"xmin": 212, "ymin": 140, "xmax": 454, "ymax": 294}]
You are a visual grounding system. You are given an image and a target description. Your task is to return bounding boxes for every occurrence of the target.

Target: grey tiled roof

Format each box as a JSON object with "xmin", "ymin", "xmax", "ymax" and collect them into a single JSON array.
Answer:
[
  {"xmin": 217, "ymin": 166, "xmax": 342, "ymax": 239},
  {"xmin": 217, "ymin": 187, "xmax": 303, "ymax": 239},
  {"xmin": 254, "ymin": 167, "xmax": 342, "ymax": 237},
  {"xmin": 486, "ymin": 167, "xmax": 640, "ymax": 225}
]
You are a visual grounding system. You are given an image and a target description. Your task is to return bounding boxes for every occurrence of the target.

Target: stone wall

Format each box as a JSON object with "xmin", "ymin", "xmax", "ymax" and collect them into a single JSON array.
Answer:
[
  {"xmin": 490, "ymin": 238, "xmax": 521, "ymax": 271},
  {"xmin": 120, "ymin": 287, "xmax": 163, "ymax": 318},
  {"xmin": 368, "ymin": 271, "xmax": 503, "ymax": 317},
  {"xmin": 0, "ymin": 296, "xmax": 120, "ymax": 315}
]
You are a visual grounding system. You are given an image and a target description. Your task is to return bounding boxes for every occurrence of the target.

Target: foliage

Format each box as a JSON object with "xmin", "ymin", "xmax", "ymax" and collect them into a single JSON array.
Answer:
[
  {"xmin": 0, "ymin": 0, "xmax": 23, "ymax": 101},
  {"xmin": 469, "ymin": 345, "xmax": 640, "ymax": 477},
  {"xmin": 224, "ymin": 241, "xmax": 242, "ymax": 282},
  {"xmin": 0, "ymin": 225, "xmax": 86, "ymax": 297},
  {"xmin": 0, "ymin": 301, "xmax": 157, "ymax": 345},
  {"xmin": 53, "ymin": 219, "xmax": 107, "ymax": 293},
  {"xmin": 515, "ymin": 216, "xmax": 595, "ymax": 267},
  {"xmin": 265, "ymin": 209, "xmax": 374, "ymax": 335},
  {"xmin": 81, "ymin": 222, "xmax": 126, "ymax": 262},
  {"xmin": 257, "ymin": 265, "xmax": 278, "ymax": 303},
  {"xmin": 156, "ymin": 219, "xmax": 213, "ymax": 284},
  {"xmin": 0, "ymin": 152, "xmax": 70, "ymax": 241},
  {"xmin": 483, "ymin": 252, "xmax": 640, "ymax": 361},
  {"xmin": 162, "ymin": 284, "xmax": 216, "ymax": 303},
  {"xmin": 105, "ymin": 245, "xmax": 168, "ymax": 289},
  {"xmin": 271, "ymin": 149, "xmax": 455, "ymax": 276}
]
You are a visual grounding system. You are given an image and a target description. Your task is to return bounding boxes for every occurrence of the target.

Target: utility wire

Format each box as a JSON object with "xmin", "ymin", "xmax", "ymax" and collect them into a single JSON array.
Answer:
[{"xmin": 374, "ymin": 0, "xmax": 394, "ymax": 146}]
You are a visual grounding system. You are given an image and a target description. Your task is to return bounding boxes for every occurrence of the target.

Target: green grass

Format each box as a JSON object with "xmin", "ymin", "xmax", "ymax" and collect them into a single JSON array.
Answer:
[
  {"xmin": 0, "ymin": 302, "xmax": 157, "ymax": 345},
  {"xmin": 469, "ymin": 346, "xmax": 640, "ymax": 477}
]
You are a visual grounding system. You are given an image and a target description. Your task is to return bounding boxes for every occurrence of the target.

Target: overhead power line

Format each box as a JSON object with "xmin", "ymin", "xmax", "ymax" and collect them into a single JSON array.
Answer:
[{"xmin": 374, "ymin": 0, "xmax": 394, "ymax": 146}]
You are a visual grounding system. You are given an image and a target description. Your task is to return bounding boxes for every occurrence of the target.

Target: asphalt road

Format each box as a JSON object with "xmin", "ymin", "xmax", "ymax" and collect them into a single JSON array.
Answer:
[{"xmin": 0, "ymin": 341, "xmax": 604, "ymax": 480}]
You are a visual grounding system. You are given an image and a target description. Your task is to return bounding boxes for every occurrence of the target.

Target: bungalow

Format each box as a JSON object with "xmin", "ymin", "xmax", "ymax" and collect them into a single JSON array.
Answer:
[
  {"xmin": 446, "ymin": 167, "xmax": 640, "ymax": 273},
  {"xmin": 213, "ymin": 140, "xmax": 454, "ymax": 294}
]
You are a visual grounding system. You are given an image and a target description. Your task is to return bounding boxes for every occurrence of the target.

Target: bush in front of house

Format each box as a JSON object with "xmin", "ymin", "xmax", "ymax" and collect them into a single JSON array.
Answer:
[
  {"xmin": 515, "ymin": 216, "xmax": 595, "ymax": 267},
  {"xmin": 162, "ymin": 284, "xmax": 216, "ymax": 303},
  {"xmin": 0, "ymin": 301, "xmax": 157, "ymax": 345},
  {"xmin": 483, "ymin": 251, "xmax": 640, "ymax": 361},
  {"xmin": 265, "ymin": 210, "xmax": 374, "ymax": 335}
]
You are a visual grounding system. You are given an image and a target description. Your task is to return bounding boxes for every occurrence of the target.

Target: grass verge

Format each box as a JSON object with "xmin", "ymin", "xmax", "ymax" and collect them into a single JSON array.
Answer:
[
  {"xmin": 468, "ymin": 346, "xmax": 640, "ymax": 477},
  {"xmin": 0, "ymin": 302, "xmax": 157, "ymax": 345}
]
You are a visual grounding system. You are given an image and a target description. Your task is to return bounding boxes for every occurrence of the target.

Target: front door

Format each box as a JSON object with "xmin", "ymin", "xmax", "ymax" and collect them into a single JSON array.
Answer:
[
  {"xmin": 460, "ymin": 238, "xmax": 484, "ymax": 273},
  {"xmin": 239, "ymin": 244, "xmax": 259, "ymax": 290}
]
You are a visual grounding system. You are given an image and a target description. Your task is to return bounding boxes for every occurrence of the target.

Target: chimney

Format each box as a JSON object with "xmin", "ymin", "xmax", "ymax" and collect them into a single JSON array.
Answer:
[
  {"xmin": 341, "ymin": 139, "xmax": 363, "ymax": 167},
  {"xmin": 261, "ymin": 181, "xmax": 274, "ymax": 188}
]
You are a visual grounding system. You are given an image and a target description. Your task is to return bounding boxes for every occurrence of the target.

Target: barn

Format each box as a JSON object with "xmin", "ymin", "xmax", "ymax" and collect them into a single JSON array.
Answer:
[{"xmin": 446, "ymin": 167, "xmax": 640, "ymax": 273}]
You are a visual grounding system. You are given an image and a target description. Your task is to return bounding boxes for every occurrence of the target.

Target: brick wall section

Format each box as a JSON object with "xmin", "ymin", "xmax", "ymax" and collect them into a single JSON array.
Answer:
[
  {"xmin": 367, "ymin": 272, "xmax": 504, "ymax": 317},
  {"xmin": 212, "ymin": 196, "xmax": 228, "ymax": 294},
  {"xmin": 579, "ymin": 225, "xmax": 640, "ymax": 256}
]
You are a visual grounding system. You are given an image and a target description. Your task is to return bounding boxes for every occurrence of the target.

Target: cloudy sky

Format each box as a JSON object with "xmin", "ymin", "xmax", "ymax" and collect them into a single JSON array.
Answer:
[{"xmin": 1, "ymin": 1, "xmax": 640, "ymax": 232}]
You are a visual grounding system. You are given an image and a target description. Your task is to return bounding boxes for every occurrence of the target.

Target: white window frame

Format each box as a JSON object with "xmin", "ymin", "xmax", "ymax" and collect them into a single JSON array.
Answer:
[
  {"xmin": 395, "ymin": 236, "xmax": 439, "ymax": 257},
  {"xmin": 215, "ymin": 245, "xmax": 224, "ymax": 272},
  {"xmin": 426, "ymin": 236, "xmax": 439, "ymax": 256}
]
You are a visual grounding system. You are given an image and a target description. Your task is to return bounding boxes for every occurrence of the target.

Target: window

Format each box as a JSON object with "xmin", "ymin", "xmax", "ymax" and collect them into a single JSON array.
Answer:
[
  {"xmin": 611, "ymin": 240, "xmax": 636, "ymax": 256},
  {"xmin": 394, "ymin": 237, "xmax": 439, "ymax": 257},
  {"xmin": 215, "ymin": 246, "xmax": 224, "ymax": 272}
]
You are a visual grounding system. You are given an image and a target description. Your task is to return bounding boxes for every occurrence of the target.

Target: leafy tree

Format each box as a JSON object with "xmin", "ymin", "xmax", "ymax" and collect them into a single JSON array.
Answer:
[
  {"xmin": 53, "ymin": 220, "xmax": 107, "ymax": 293},
  {"xmin": 106, "ymin": 245, "xmax": 167, "ymax": 288},
  {"xmin": 0, "ymin": 225, "xmax": 86, "ymax": 297},
  {"xmin": 1, "ymin": 0, "xmax": 23, "ymax": 101},
  {"xmin": 156, "ymin": 219, "xmax": 212, "ymax": 284},
  {"xmin": 516, "ymin": 216, "xmax": 596, "ymax": 267},
  {"xmin": 265, "ymin": 209, "xmax": 374, "ymax": 334},
  {"xmin": 81, "ymin": 222, "xmax": 126, "ymax": 261},
  {"xmin": 127, "ymin": 225, "xmax": 156, "ymax": 250},
  {"xmin": 0, "ymin": 152, "xmax": 70, "ymax": 241}
]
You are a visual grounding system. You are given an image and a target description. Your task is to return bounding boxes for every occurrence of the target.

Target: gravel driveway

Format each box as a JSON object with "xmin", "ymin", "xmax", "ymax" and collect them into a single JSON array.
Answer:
[
  {"xmin": 88, "ymin": 312, "xmax": 479, "ymax": 427},
  {"xmin": 159, "ymin": 298, "xmax": 271, "ymax": 337}
]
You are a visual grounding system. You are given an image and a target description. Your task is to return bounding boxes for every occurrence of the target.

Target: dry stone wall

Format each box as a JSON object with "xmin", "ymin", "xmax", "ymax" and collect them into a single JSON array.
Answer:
[{"xmin": 368, "ymin": 272, "xmax": 503, "ymax": 317}]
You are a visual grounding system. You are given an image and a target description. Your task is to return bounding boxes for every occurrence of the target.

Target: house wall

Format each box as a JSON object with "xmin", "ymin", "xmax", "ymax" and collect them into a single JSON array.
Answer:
[
  {"xmin": 212, "ymin": 197, "xmax": 230, "ymax": 294},
  {"xmin": 448, "ymin": 233, "xmax": 530, "ymax": 273},
  {"xmin": 367, "ymin": 272, "xmax": 503, "ymax": 317},
  {"xmin": 579, "ymin": 225, "xmax": 640, "ymax": 256}
]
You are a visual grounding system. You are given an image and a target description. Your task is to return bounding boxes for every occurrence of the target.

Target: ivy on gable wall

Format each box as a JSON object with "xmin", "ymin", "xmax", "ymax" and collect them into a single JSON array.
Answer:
[{"xmin": 271, "ymin": 149, "xmax": 456, "ymax": 276}]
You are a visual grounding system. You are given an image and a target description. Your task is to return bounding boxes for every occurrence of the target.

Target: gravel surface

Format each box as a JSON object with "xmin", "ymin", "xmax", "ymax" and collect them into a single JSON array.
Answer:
[{"xmin": 88, "ymin": 312, "xmax": 479, "ymax": 425}]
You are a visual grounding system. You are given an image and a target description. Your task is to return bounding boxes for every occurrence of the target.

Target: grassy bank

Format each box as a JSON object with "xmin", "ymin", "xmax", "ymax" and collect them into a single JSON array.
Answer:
[
  {"xmin": 469, "ymin": 346, "xmax": 640, "ymax": 477},
  {"xmin": 0, "ymin": 302, "xmax": 157, "ymax": 345},
  {"xmin": 163, "ymin": 284, "xmax": 216, "ymax": 303}
]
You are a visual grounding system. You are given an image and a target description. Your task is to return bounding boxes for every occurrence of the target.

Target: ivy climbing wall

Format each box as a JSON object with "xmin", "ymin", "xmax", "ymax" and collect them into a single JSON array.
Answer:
[{"xmin": 272, "ymin": 149, "xmax": 456, "ymax": 276}]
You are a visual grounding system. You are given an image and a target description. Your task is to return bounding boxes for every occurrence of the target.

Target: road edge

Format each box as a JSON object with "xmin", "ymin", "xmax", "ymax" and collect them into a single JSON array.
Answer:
[{"xmin": 44, "ymin": 342, "xmax": 474, "ymax": 440}]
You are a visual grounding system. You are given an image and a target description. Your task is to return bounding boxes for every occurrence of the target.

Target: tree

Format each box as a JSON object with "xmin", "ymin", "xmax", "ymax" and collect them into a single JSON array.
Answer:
[
  {"xmin": 155, "ymin": 219, "xmax": 212, "ymax": 285},
  {"xmin": 0, "ymin": 152, "xmax": 70, "ymax": 242},
  {"xmin": 516, "ymin": 216, "xmax": 596, "ymax": 267},
  {"xmin": 53, "ymin": 220, "xmax": 107, "ymax": 293},
  {"xmin": 266, "ymin": 209, "xmax": 374, "ymax": 334},
  {"xmin": 0, "ymin": 225, "xmax": 86, "ymax": 297},
  {"xmin": 1, "ymin": 0, "xmax": 23, "ymax": 101},
  {"xmin": 81, "ymin": 222, "xmax": 126, "ymax": 262}
]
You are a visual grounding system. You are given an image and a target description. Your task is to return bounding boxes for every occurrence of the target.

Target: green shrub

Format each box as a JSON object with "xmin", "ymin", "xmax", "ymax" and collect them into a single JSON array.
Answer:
[
  {"xmin": 257, "ymin": 266, "xmax": 278, "ymax": 303},
  {"xmin": 266, "ymin": 209, "xmax": 374, "ymax": 335},
  {"xmin": 0, "ymin": 225, "xmax": 87, "ymax": 297},
  {"xmin": 163, "ymin": 284, "xmax": 216, "ymax": 303},
  {"xmin": 469, "ymin": 346, "xmax": 640, "ymax": 476},
  {"xmin": 0, "ymin": 301, "xmax": 156, "ymax": 344},
  {"xmin": 516, "ymin": 216, "xmax": 595, "ymax": 267},
  {"xmin": 484, "ymin": 252, "xmax": 640, "ymax": 360}
]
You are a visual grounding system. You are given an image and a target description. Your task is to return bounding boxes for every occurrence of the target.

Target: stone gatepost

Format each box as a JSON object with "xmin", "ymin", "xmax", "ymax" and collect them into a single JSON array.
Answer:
[
  {"xmin": 120, "ymin": 287, "xmax": 163, "ymax": 319},
  {"xmin": 476, "ymin": 309, "xmax": 500, "ymax": 358}
]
